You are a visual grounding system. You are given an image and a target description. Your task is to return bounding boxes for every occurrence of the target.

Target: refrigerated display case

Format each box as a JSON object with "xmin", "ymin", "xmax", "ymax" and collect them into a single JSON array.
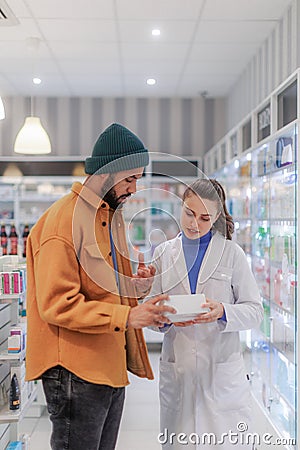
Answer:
[
  {"xmin": 205, "ymin": 70, "xmax": 299, "ymax": 448},
  {"xmin": 251, "ymin": 122, "xmax": 297, "ymax": 443}
]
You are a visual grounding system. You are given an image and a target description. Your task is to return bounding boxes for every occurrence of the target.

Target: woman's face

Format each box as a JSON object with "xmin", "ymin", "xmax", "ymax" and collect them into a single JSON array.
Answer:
[{"xmin": 180, "ymin": 192, "xmax": 220, "ymax": 239}]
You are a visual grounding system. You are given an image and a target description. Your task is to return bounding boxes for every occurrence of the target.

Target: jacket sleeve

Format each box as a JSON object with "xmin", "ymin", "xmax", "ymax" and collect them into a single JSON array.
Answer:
[
  {"xmin": 28, "ymin": 235, "xmax": 130, "ymax": 334},
  {"xmin": 218, "ymin": 245, "xmax": 264, "ymax": 333}
]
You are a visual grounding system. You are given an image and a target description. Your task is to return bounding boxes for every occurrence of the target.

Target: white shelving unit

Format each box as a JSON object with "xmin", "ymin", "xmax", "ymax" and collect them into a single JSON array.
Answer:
[
  {"xmin": 0, "ymin": 387, "xmax": 37, "ymax": 424},
  {"xmin": 206, "ymin": 70, "xmax": 299, "ymax": 449},
  {"xmin": 0, "ymin": 256, "xmax": 37, "ymax": 445},
  {"xmin": 0, "ymin": 351, "xmax": 26, "ymax": 362}
]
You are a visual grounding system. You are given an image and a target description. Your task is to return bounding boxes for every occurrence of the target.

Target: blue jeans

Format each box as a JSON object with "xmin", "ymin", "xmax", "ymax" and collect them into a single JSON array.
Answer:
[{"xmin": 42, "ymin": 366, "xmax": 125, "ymax": 450}]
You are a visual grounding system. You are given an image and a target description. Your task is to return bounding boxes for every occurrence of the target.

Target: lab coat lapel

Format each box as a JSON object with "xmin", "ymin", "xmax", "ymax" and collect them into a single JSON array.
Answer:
[
  {"xmin": 197, "ymin": 231, "xmax": 226, "ymax": 285},
  {"xmin": 171, "ymin": 234, "xmax": 190, "ymax": 294}
]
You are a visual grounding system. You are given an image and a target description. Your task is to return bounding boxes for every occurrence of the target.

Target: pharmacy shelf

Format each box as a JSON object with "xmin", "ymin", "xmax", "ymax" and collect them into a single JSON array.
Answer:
[
  {"xmin": 0, "ymin": 220, "xmax": 15, "ymax": 226},
  {"xmin": 262, "ymin": 295, "xmax": 294, "ymax": 317},
  {"xmin": 271, "ymin": 383, "xmax": 296, "ymax": 415},
  {"xmin": 0, "ymin": 350, "xmax": 26, "ymax": 362},
  {"xmin": 232, "ymin": 217, "xmax": 252, "ymax": 222},
  {"xmin": 207, "ymin": 71, "xmax": 299, "ymax": 446},
  {"xmin": 0, "ymin": 292, "xmax": 25, "ymax": 299},
  {"xmin": 18, "ymin": 195, "xmax": 65, "ymax": 202},
  {"xmin": 0, "ymin": 387, "xmax": 37, "ymax": 424}
]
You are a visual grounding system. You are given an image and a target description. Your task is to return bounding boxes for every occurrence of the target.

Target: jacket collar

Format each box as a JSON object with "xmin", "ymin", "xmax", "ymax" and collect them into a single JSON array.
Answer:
[{"xmin": 71, "ymin": 182, "xmax": 108, "ymax": 211}]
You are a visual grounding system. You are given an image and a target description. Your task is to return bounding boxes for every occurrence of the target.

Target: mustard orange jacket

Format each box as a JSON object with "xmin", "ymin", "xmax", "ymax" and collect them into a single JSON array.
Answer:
[{"xmin": 25, "ymin": 182, "xmax": 153, "ymax": 386}]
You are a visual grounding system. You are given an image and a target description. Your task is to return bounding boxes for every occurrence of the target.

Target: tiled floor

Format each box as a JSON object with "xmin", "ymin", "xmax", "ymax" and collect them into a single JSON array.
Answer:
[{"xmin": 19, "ymin": 350, "xmax": 162, "ymax": 450}]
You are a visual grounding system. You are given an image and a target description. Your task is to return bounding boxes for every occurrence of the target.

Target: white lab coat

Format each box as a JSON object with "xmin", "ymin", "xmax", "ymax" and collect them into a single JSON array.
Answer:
[{"xmin": 148, "ymin": 231, "xmax": 263, "ymax": 450}]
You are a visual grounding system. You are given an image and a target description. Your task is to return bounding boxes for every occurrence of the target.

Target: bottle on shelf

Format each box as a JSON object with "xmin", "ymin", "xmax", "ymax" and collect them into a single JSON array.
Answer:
[
  {"xmin": 22, "ymin": 225, "xmax": 30, "ymax": 258},
  {"xmin": 9, "ymin": 224, "xmax": 18, "ymax": 255},
  {"xmin": 281, "ymin": 253, "xmax": 290, "ymax": 309},
  {"xmin": 9, "ymin": 373, "xmax": 20, "ymax": 411},
  {"xmin": 244, "ymin": 195, "xmax": 250, "ymax": 217},
  {"xmin": 274, "ymin": 269, "xmax": 283, "ymax": 306},
  {"xmin": 289, "ymin": 280, "xmax": 297, "ymax": 314},
  {"xmin": 255, "ymin": 226, "xmax": 266, "ymax": 257},
  {"xmin": 0, "ymin": 224, "xmax": 8, "ymax": 255}
]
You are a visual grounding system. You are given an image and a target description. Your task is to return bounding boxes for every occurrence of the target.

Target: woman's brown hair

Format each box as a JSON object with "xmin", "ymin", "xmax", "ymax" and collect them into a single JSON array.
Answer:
[{"xmin": 182, "ymin": 178, "xmax": 234, "ymax": 240}]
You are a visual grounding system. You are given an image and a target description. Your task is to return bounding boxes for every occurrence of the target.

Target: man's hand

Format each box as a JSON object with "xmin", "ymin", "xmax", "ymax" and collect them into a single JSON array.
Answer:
[
  {"xmin": 127, "ymin": 294, "xmax": 176, "ymax": 328},
  {"xmin": 132, "ymin": 253, "xmax": 156, "ymax": 297}
]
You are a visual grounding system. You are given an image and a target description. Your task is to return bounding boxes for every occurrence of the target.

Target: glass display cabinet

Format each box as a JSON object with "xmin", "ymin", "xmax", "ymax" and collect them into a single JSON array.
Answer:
[{"xmin": 205, "ymin": 70, "xmax": 299, "ymax": 449}]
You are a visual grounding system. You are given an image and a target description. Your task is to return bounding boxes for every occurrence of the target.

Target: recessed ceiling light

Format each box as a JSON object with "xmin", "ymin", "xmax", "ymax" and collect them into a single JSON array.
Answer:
[
  {"xmin": 146, "ymin": 78, "xmax": 156, "ymax": 86},
  {"xmin": 33, "ymin": 77, "xmax": 42, "ymax": 85},
  {"xmin": 152, "ymin": 29, "xmax": 161, "ymax": 36}
]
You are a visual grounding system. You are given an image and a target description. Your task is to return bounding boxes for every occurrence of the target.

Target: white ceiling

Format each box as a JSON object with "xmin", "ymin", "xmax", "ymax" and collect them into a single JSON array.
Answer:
[{"xmin": 0, "ymin": 0, "xmax": 292, "ymax": 98}]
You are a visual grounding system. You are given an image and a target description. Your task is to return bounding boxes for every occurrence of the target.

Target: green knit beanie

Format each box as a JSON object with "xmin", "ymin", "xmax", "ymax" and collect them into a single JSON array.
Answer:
[{"xmin": 85, "ymin": 123, "xmax": 149, "ymax": 174}]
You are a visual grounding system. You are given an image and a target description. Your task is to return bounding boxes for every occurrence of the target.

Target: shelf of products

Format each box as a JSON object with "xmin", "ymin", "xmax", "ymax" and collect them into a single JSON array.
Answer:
[
  {"xmin": 0, "ymin": 256, "xmax": 36, "ymax": 444},
  {"xmin": 0, "ymin": 387, "xmax": 37, "ymax": 424},
  {"xmin": 212, "ymin": 153, "xmax": 252, "ymax": 256},
  {"xmin": 207, "ymin": 71, "xmax": 298, "ymax": 447},
  {"xmin": 250, "ymin": 123, "xmax": 297, "ymax": 440},
  {"xmin": 0, "ymin": 351, "xmax": 26, "ymax": 362},
  {"xmin": 0, "ymin": 177, "xmax": 85, "ymax": 258}
]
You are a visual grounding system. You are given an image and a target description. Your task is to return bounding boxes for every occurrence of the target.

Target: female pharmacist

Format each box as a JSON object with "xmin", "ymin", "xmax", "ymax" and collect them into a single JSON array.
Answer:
[{"xmin": 147, "ymin": 178, "xmax": 263, "ymax": 450}]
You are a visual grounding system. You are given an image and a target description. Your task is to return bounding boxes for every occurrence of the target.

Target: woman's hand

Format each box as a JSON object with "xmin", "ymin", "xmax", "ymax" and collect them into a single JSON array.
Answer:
[
  {"xmin": 192, "ymin": 299, "xmax": 224, "ymax": 324},
  {"xmin": 173, "ymin": 320, "xmax": 195, "ymax": 327},
  {"xmin": 171, "ymin": 299, "xmax": 225, "ymax": 327}
]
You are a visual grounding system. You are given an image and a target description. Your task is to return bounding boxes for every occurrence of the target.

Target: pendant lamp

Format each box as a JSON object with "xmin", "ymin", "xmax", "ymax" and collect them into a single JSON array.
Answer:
[
  {"xmin": 14, "ymin": 37, "xmax": 52, "ymax": 154},
  {"xmin": 0, "ymin": 97, "xmax": 5, "ymax": 120},
  {"xmin": 14, "ymin": 116, "xmax": 51, "ymax": 154}
]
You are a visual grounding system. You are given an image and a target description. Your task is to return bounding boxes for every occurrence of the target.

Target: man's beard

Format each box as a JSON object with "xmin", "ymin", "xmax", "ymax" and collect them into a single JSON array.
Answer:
[{"xmin": 101, "ymin": 174, "xmax": 131, "ymax": 210}]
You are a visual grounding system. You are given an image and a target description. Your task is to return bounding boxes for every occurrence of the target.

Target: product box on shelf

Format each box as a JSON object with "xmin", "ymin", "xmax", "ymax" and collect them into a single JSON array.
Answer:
[
  {"xmin": 0, "ymin": 310, "xmax": 11, "ymax": 354},
  {"xmin": 0, "ymin": 271, "xmax": 23, "ymax": 296},
  {"xmin": 7, "ymin": 324, "xmax": 26, "ymax": 354},
  {"xmin": 276, "ymin": 137, "xmax": 294, "ymax": 168},
  {"xmin": 6, "ymin": 442, "xmax": 22, "ymax": 450}
]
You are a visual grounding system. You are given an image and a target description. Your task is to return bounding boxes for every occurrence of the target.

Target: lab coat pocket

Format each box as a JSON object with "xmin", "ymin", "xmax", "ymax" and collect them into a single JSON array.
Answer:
[
  {"xmin": 159, "ymin": 360, "xmax": 181, "ymax": 412},
  {"xmin": 211, "ymin": 266, "xmax": 233, "ymax": 283},
  {"xmin": 214, "ymin": 357, "xmax": 250, "ymax": 412},
  {"xmin": 206, "ymin": 266, "xmax": 233, "ymax": 303}
]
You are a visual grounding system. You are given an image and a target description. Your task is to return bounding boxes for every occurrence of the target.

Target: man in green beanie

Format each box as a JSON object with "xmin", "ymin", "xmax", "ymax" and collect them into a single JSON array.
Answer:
[{"xmin": 26, "ymin": 123, "xmax": 176, "ymax": 450}]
